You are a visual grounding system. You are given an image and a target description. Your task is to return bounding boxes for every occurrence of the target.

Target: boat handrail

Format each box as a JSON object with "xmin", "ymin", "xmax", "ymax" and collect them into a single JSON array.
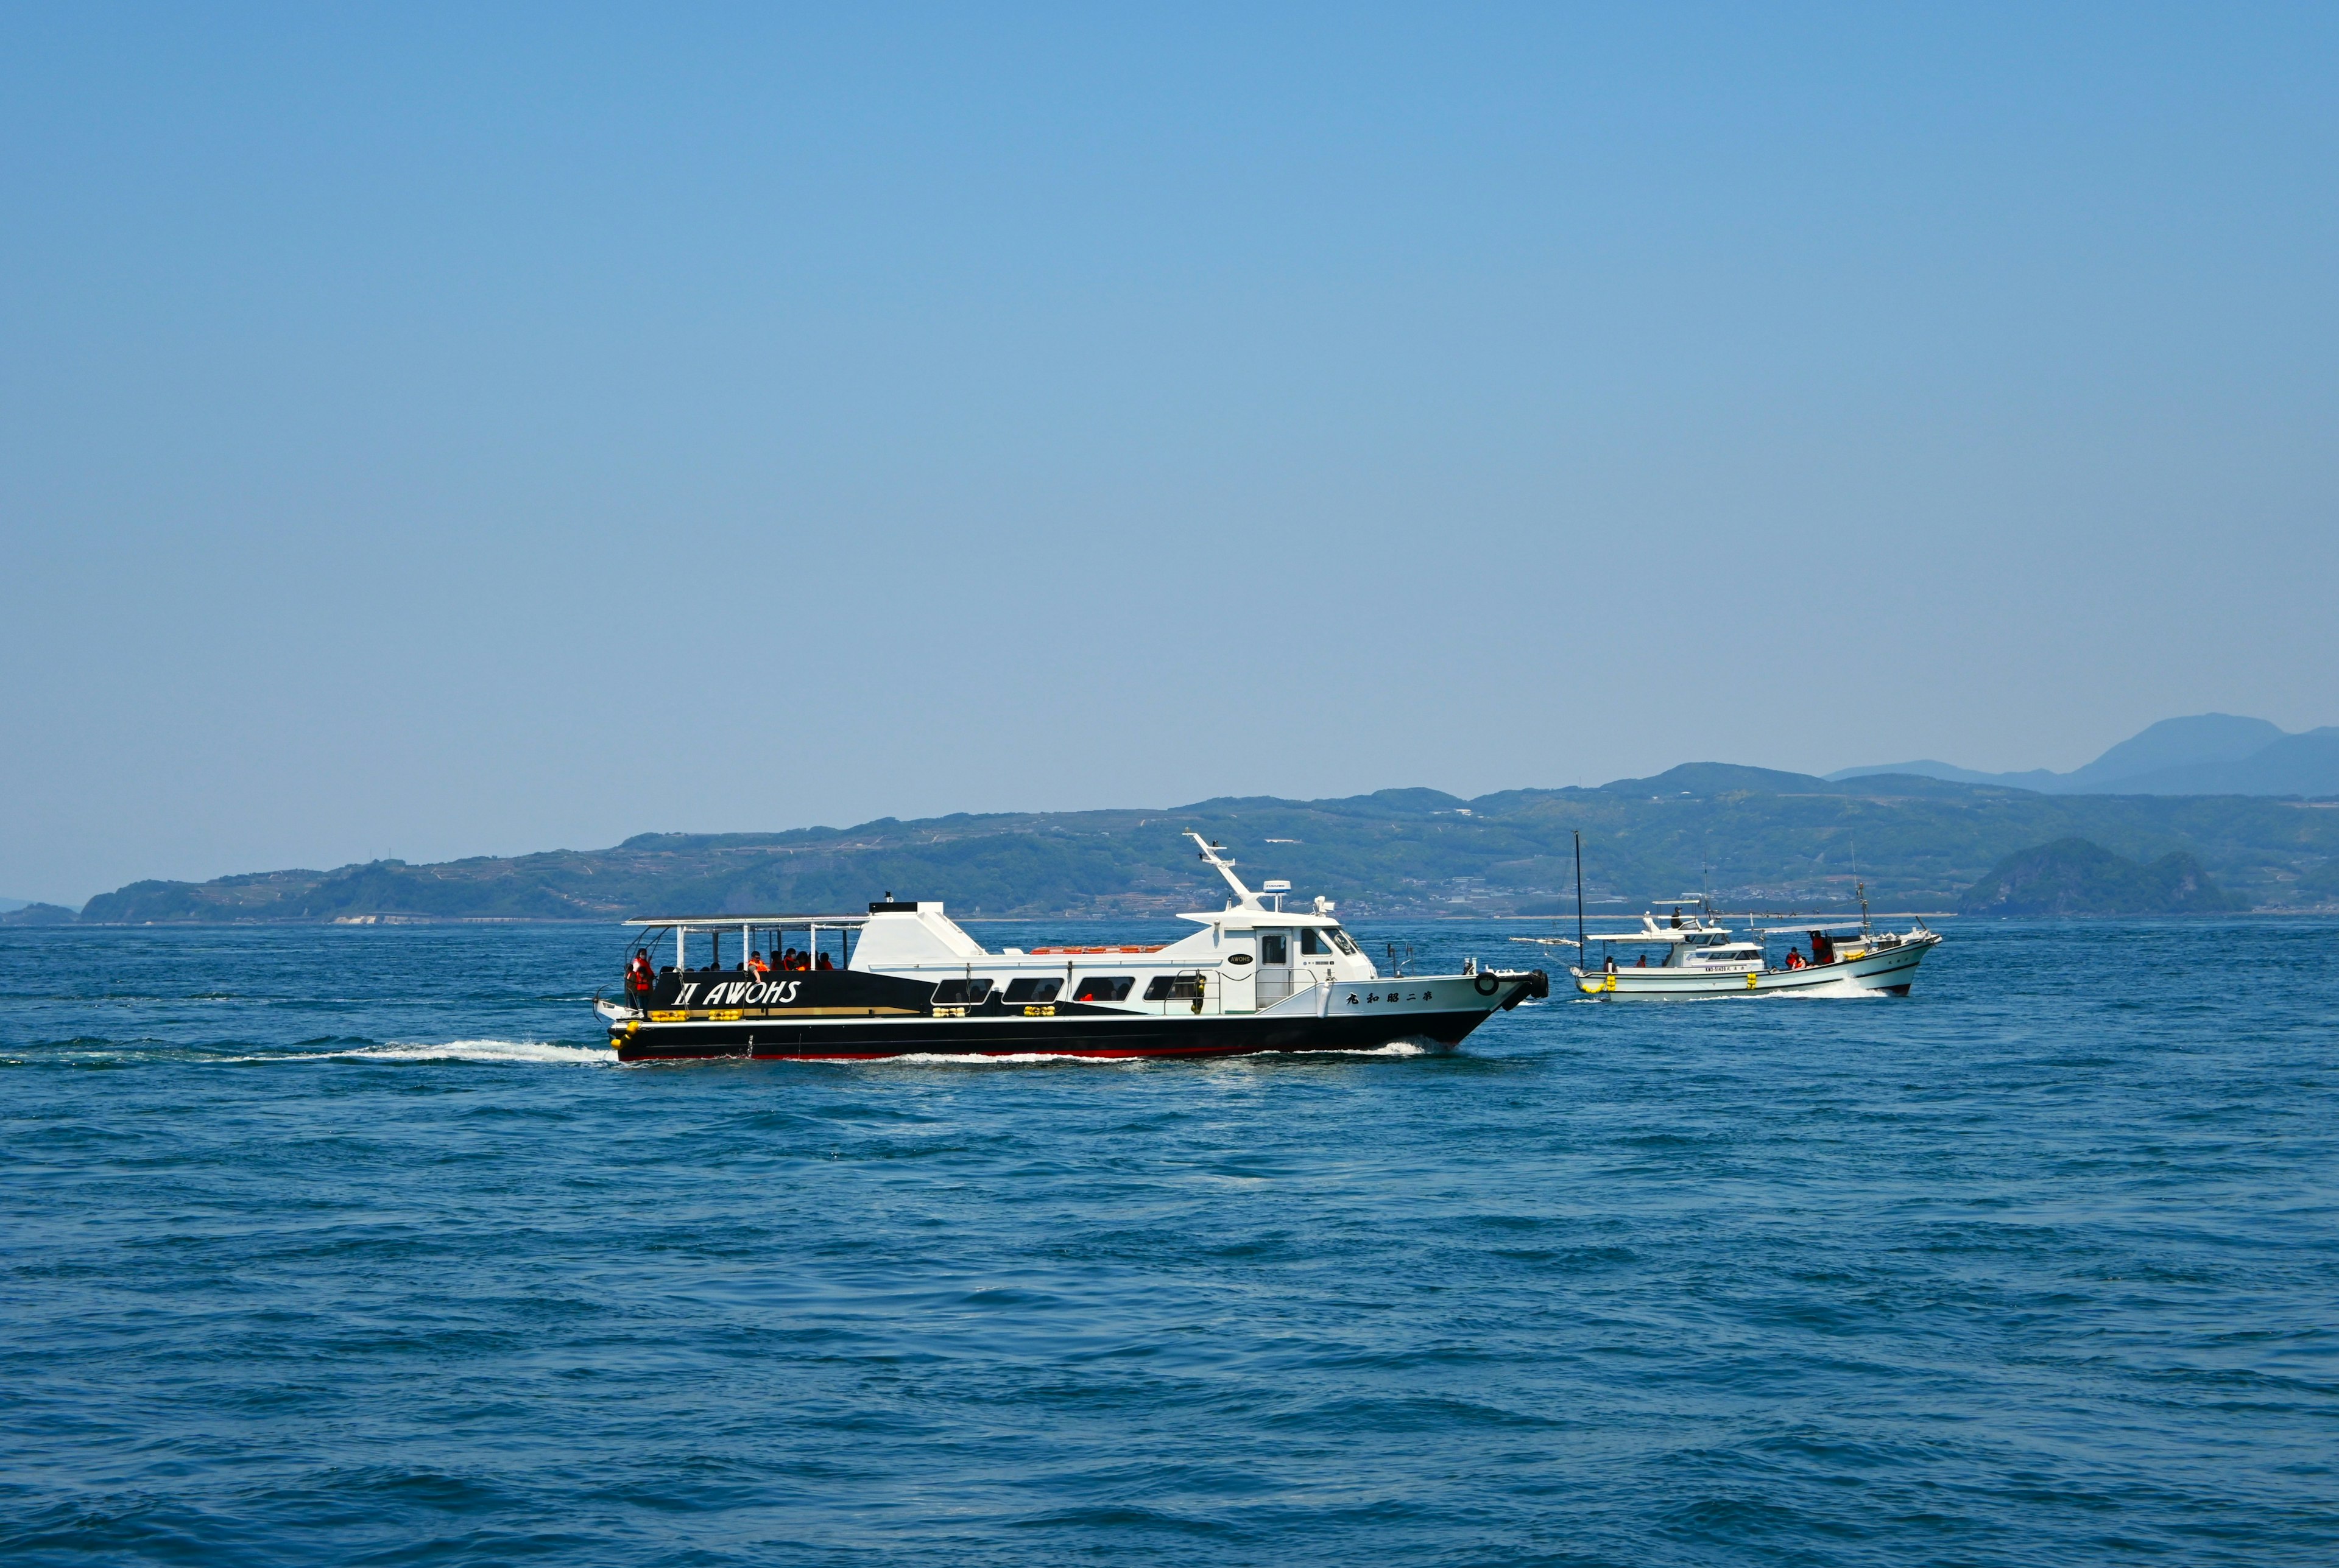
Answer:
[{"xmin": 1026, "ymin": 944, "xmax": 1168, "ymax": 954}]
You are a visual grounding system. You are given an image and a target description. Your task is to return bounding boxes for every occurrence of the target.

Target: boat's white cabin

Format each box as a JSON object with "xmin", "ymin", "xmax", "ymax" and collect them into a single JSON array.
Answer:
[
  {"xmin": 1578, "ymin": 910, "xmax": 1763, "ymax": 971},
  {"xmin": 848, "ymin": 834, "xmax": 1378, "ymax": 987}
]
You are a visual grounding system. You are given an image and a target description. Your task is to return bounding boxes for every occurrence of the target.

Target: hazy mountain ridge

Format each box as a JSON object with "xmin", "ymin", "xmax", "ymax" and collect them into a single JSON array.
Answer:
[
  {"xmin": 1831, "ymin": 714, "xmax": 2339, "ymax": 797},
  {"xmin": 60, "ymin": 762, "xmax": 2339, "ymax": 923}
]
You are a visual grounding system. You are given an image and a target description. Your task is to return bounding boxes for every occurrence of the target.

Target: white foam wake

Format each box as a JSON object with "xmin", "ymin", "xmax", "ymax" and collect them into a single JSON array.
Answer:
[{"xmin": 226, "ymin": 1039, "xmax": 619, "ymax": 1067}]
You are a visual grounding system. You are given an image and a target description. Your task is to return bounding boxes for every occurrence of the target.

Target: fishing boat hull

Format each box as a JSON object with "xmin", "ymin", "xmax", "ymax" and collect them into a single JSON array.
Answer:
[
  {"xmin": 1575, "ymin": 933, "xmax": 1939, "ymax": 997},
  {"xmin": 598, "ymin": 972, "xmax": 1547, "ymax": 1062}
]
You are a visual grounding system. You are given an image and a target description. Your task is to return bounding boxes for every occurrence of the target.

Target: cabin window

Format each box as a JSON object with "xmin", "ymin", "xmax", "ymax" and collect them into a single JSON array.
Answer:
[
  {"xmin": 932, "ymin": 978, "xmax": 993, "ymax": 1004},
  {"xmin": 1003, "ymin": 977, "xmax": 1062, "ymax": 1004},
  {"xmin": 1143, "ymin": 975, "xmax": 1204, "ymax": 1001},
  {"xmin": 1073, "ymin": 976, "xmax": 1134, "ymax": 1002},
  {"xmin": 1326, "ymin": 927, "xmax": 1360, "ymax": 956},
  {"xmin": 1260, "ymin": 933, "xmax": 1288, "ymax": 965},
  {"xmin": 1300, "ymin": 929, "xmax": 1325, "ymax": 955}
]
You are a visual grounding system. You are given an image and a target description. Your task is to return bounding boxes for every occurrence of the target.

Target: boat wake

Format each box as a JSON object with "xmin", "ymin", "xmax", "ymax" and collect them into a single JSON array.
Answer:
[{"xmin": 231, "ymin": 1039, "xmax": 620, "ymax": 1067}]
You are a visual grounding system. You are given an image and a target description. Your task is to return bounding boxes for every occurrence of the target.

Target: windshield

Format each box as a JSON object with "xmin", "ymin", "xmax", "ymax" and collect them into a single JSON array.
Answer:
[{"xmin": 1325, "ymin": 926, "xmax": 1358, "ymax": 956}]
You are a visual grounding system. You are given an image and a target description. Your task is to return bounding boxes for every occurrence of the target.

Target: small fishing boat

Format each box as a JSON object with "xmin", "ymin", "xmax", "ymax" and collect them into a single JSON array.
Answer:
[
  {"xmin": 1516, "ymin": 834, "xmax": 1944, "ymax": 997},
  {"xmin": 595, "ymin": 834, "xmax": 1548, "ymax": 1061}
]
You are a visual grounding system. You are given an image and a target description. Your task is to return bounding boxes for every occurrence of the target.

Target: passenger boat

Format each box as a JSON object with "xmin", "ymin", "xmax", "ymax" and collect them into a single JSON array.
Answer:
[
  {"xmin": 594, "ymin": 834, "xmax": 1548, "ymax": 1062},
  {"xmin": 1514, "ymin": 834, "xmax": 1944, "ymax": 997}
]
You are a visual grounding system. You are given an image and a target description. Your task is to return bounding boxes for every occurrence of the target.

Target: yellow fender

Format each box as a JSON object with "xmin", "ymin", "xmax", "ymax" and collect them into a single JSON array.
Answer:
[{"xmin": 1747, "ymin": 972, "xmax": 1759, "ymax": 990}]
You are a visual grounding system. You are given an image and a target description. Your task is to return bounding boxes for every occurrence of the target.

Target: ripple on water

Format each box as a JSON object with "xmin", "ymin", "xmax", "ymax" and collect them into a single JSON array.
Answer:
[{"xmin": 1, "ymin": 918, "xmax": 2337, "ymax": 1566}]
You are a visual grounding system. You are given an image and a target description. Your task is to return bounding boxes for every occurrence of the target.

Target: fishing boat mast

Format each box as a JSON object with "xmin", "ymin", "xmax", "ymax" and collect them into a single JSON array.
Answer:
[{"xmin": 1573, "ymin": 830, "xmax": 1585, "ymax": 964}]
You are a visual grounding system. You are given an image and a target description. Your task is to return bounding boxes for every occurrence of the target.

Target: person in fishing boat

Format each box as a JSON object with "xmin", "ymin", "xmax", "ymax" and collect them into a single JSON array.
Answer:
[
  {"xmin": 747, "ymin": 949, "xmax": 770, "ymax": 975},
  {"xmin": 816, "ymin": 951, "xmax": 834, "ymax": 971},
  {"xmin": 1604, "ymin": 954, "xmax": 1617, "ymax": 974},
  {"xmin": 1786, "ymin": 947, "xmax": 1805, "ymax": 969},
  {"xmin": 626, "ymin": 949, "xmax": 655, "ymax": 1011}
]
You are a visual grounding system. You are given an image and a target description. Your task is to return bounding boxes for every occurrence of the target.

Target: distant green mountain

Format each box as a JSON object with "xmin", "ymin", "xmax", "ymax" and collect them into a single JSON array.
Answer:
[
  {"xmin": 60, "ymin": 765, "xmax": 2339, "ymax": 924},
  {"xmin": 1958, "ymin": 839, "xmax": 2243, "ymax": 916},
  {"xmin": 0, "ymin": 902, "xmax": 79, "ymax": 927}
]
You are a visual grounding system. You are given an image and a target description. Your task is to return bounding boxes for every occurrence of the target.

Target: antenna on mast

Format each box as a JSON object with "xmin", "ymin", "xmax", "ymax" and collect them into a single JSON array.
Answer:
[{"xmin": 1187, "ymin": 831, "xmax": 1263, "ymax": 909}]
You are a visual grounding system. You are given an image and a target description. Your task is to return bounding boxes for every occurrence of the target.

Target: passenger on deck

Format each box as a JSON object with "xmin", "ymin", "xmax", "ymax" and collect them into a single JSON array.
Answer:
[
  {"xmin": 816, "ymin": 952, "xmax": 834, "ymax": 971},
  {"xmin": 1670, "ymin": 907, "xmax": 1682, "ymax": 929},
  {"xmin": 1635, "ymin": 953, "xmax": 1648, "ymax": 967},
  {"xmin": 1604, "ymin": 954, "xmax": 1617, "ymax": 974},
  {"xmin": 626, "ymin": 949, "xmax": 655, "ymax": 1011},
  {"xmin": 1786, "ymin": 948, "xmax": 1805, "ymax": 969},
  {"xmin": 747, "ymin": 950, "xmax": 770, "ymax": 975},
  {"xmin": 785, "ymin": 947, "xmax": 803, "ymax": 971}
]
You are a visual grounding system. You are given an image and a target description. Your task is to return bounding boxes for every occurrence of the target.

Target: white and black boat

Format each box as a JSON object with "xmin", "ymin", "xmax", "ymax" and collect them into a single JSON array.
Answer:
[
  {"xmin": 1539, "ymin": 905, "xmax": 1941, "ymax": 996},
  {"xmin": 1513, "ymin": 833, "xmax": 1944, "ymax": 998},
  {"xmin": 594, "ymin": 834, "xmax": 1548, "ymax": 1063}
]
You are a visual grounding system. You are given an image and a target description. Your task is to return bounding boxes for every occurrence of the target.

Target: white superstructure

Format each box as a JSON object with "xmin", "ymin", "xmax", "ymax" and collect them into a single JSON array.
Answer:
[{"xmin": 842, "ymin": 834, "xmax": 1384, "ymax": 1015}]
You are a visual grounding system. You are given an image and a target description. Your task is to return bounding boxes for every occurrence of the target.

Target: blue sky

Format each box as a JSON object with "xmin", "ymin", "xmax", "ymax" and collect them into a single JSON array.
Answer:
[{"xmin": 4, "ymin": 4, "xmax": 2335, "ymax": 903}]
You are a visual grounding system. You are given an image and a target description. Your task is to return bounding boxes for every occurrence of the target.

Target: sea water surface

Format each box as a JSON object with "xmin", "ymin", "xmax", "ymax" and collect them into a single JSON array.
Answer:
[{"xmin": 3, "ymin": 918, "xmax": 2335, "ymax": 1566}]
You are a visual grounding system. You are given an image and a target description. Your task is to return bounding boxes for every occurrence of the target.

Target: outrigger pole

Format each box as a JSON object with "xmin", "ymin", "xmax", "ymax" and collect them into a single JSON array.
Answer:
[{"xmin": 1573, "ymin": 831, "xmax": 1585, "ymax": 966}]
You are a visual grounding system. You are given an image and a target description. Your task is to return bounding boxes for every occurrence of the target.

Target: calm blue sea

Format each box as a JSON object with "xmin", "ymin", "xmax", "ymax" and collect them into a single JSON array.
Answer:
[{"xmin": 4, "ymin": 918, "xmax": 2335, "ymax": 1566}]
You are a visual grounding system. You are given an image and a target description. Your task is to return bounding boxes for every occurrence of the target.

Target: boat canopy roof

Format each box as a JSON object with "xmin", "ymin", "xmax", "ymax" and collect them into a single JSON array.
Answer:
[
  {"xmin": 1177, "ymin": 907, "xmax": 1342, "ymax": 929},
  {"xmin": 625, "ymin": 911, "xmax": 890, "ymax": 929}
]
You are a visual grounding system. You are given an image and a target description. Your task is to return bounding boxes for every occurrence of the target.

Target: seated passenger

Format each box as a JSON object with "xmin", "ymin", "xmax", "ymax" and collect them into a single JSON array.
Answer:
[
  {"xmin": 1787, "ymin": 948, "xmax": 1805, "ymax": 969},
  {"xmin": 747, "ymin": 950, "xmax": 770, "ymax": 974},
  {"xmin": 1635, "ymin": 954, "xmax": 1648, "ymax": 967},
  {"xmin": 816, "ymin": 952, "xmax": 834, "ymax": 971}
]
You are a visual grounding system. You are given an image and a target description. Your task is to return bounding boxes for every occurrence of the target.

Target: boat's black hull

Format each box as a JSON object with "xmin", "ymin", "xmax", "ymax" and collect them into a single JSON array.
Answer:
[{"xmin": 611, "ymin": 1005, "xmax": 1510, "ymax": 1063}]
